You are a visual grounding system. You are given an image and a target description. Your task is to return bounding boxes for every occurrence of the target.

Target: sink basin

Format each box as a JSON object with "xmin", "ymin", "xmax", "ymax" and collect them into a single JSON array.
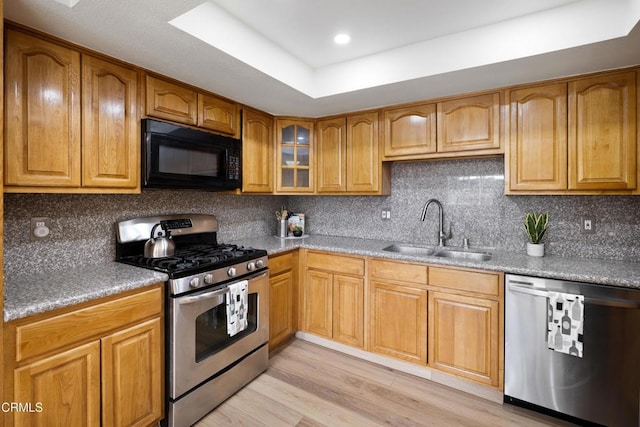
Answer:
[
  {"xmin": 382, "ymin": 244, "xmax": 435, "ymax": 256},
  {"xmin": 435, "ymin": 249, "xmax": 492, "ymax": 261},
  {"xmin": 383, "ymin": 244, "xmax": 492, "ymax": 261}
]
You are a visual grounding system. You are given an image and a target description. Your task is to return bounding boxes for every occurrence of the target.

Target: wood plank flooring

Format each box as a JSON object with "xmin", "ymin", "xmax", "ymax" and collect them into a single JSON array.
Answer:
[{"xmin": 195, "ymin": 340, "xmax": 575, "ymax": 427}]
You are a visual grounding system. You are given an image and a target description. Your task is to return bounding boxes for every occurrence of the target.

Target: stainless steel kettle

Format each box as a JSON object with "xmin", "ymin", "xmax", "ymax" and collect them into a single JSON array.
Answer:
[{"xmin": 144, "ymin": 223, "xmax": 175, "ymax": 258}]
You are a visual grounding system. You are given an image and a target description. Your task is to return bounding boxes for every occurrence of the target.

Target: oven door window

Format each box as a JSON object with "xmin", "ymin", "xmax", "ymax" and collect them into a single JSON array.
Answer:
[{"xmin": 195, "ymin": 293, "xmax": 258, "ymax": 362}]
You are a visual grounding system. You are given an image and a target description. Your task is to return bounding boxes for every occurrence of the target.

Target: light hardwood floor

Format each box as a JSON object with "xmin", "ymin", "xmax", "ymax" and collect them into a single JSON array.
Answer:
[{"xmin": 196, "ymin": 340, "xmax": 575, "ymax": 426}]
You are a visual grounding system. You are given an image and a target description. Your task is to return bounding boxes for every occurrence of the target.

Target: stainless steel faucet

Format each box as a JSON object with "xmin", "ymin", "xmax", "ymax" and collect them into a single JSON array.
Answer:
[{"xmin": 420, "ymin": 199, "xmax": 450, "ymax": 246}]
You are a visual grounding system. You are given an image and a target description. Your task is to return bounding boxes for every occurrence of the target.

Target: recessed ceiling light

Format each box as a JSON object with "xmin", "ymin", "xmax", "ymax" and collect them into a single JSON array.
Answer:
[{"xmin": 334, "ymin": 33, "xmax": 351, "ymax": 45}]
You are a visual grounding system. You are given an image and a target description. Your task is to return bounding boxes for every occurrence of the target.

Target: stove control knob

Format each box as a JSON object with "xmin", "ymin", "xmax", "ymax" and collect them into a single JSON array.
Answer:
[
  {"xmin": 227, "ymin": 267, "xmax": 237, "ymax": 277},
  {"xmin": 255, "ymin": 259, "xmax": 264, "ymax": 269},
  {"xmin": 189, "ymin": 277, "xmax": 200, "ymax": 288},
  {"xmin": 246, "ymin": 262, "xmax": 255, "ymax": 271},
  {"xmin": 204, "ymin": 273, "xmax": 215, "ymax": 285}
]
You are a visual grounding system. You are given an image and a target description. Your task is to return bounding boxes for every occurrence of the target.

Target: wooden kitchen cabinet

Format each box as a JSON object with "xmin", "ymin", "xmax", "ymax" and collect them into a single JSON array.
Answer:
[
  {"xmin": 145, "ymin": 74, "xmax": 198, "ymax": 125},
  {"xmin": 302, "ymin": 251, "xmax": 365, "ymax": 348},
  {"xmin": 82, "ymin": 54, "xmax": 139, "ymax": 189},
  {"xmin": 4, "ymin": 27, "xmax": 140, "ymax": 193},
  {"xmin": 369, "ymin": 259, "xmax": 428, "ymax": 364},
  {"xmin": 381, "ymin": 92, "xmax": 501, "ymax": 161},
  {"xmin": 268, "ymin": 251, "xmax": 297, "ymax": 350},
  {"xmin": 4, "ymin": 285, "xmax": 164, "ymax": 427},
  {"xmin": 145, "ymin": 74, "xmax": 240, "ymax": 137},
  {"xmin": 383, "ymin": 102, "xmax": 437, "ymax": 159},
  {"xmin": 427, "ymin": 266, "xmax": 502, "ymax": 388},
  {"xmin": 568, "ymin": 71, "xmax": 636, "ymax": 191},
  {"xmin": 507, "ymin": 70, "xmax": 637, "ymax": 194},
  {"xmin": 275, "ymin": 119, "xmax": 315, "ymax": 193},
  {"xmin": 507, "ymin": 82, "xmax": 568, "ymax": 191},
  {"xmin": 316, "ymin": 112, "xmax": 390, "ymax": 194},
  {"xmin": 242, "ymin": 107, "xmax": 274, "ymax": 193},
  {"xmin": 198, "ymin": 93, "xmax": 239, "ymax": 136},
  {"xmin": 437, "ymin": 92, "xmax": 502, "ymax": 153},
  {"xmin": 5, "ymin": 28, "xmax": 81, "ymax": 188}
]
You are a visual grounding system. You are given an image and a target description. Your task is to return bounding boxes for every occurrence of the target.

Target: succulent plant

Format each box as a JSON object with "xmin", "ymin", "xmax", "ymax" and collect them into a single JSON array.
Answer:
[{"xmin": 524, "ymin": 212, "xmax": 549, "ymax": 244}]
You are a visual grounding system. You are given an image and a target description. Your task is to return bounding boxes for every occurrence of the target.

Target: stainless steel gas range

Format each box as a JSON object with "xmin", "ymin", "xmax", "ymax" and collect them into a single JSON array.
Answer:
[{"xmin": 116, "ymin": 214, "xmax": 269, "ymax": 427}]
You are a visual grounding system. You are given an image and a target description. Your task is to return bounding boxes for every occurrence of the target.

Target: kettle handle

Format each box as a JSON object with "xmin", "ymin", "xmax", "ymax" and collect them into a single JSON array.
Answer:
[{"xmin": 150, "ymin": 223, "xmax": 162, "ymax": 239}]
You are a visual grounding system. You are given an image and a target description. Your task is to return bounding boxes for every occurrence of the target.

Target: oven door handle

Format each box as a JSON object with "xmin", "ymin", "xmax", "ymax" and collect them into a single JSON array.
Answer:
[
  {"xmin": 177, "ymin": 271, "xmax": 268, "ymax": 305},
  {"xmin": 178, "ymin": 287, "xmax": 229, "ymax": 305}
]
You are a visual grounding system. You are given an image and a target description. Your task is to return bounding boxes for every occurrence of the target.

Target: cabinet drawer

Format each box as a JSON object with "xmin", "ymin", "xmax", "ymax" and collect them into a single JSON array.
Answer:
[
  {"xmin": 370, "ymin": 259, "xmax": 428, "ymax": 284},
  {"xmin": 269, "ymin": 252, "xmax": 295, "ymax": 276},
  {"xmin": 16, "ymin": 286, "xmax": 162, "ymax": 362},
  {"xmin": 306, "ymin": 251, "xmax": 364, "ymax": 276},
  {"xmin": 429, "ymin": 267, "xmax": 499, "ymax": 296}
]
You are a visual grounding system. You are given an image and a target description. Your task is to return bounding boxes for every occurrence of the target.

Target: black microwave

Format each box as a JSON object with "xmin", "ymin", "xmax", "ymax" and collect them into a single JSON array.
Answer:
[{"xmin": 142, "ymin": 119, "xmax": 241, "ymax": 191}]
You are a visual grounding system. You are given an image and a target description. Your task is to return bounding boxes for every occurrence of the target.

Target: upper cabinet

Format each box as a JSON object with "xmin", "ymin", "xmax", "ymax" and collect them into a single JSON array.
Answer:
[
  {"xmin": 242, "ymin": 107, "xmax": 274, "ymax": 193},
  {"xmin": 568, "ymin": 72, "xmax": 636, "ymax": 191},
  {"xmin": 317, "ymin": 112, "xmax": 390, "ymax": 194},
  {"xmin": 507, "ymin": 70, "xmax": 637, "ymax": 194},
  {"xmin": 275, "ymin": 119, "xmax": 315, "ymax": 193},
  {"xmin": 383, "ymin": 103, "xmax": 436, "ymax": 159},
  {"xmin": 4, "ymin": 28, "xmax": 139, "ymax": 193},
  {"xmin": 437, "ymin": 92, "xmax": 501, "ymax": 153},
  {"xmin": 145, "ymin": 74, "xmax": 240, "ymax": 138},
  {"xmin": 382, "ymin": 92, "xmax": 503, "ymax": 161}
]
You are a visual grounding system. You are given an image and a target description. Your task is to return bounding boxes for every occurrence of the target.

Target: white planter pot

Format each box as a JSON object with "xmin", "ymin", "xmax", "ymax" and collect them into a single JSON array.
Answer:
[{"xmin": 526, "ymin": 242, "xmax": 545, "ymax": 257}]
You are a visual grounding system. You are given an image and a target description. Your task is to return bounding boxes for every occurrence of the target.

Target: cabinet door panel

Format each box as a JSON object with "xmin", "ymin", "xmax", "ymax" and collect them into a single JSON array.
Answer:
[
  {"xmin": 5, "ymin": 29, "xmax": 81, "ymax": 187},
  {"xmin": 346, "ymin": 112, "xmax": 379, "ymax": 192},
  {"xmin": 14, "ymin": 341, "xmax": 101, "ymax": 427},
  {"xmin": 82, "ymin": 55, "xmax": 139, "ymax": 188},
  {"xmin": 370, "ymin": 281, "xmax": 427, "ymax": 364},
  {"xmin": 145, "ymin": 75, "xmax": 197, "ymax": 125},
  {"xmin": 303, "ymin": 270, "xmax": 333, "ymax": 337},
  {"xmin": 269, "ymin": 270, "xmax": 295, "ymax": 349},
  {"xmin": 568, "ymin": 72, "xmax": 637, "ymax": 190},
  {"xmin": 429, "ymin": 292, "xmax": 499, "ymax": 387},
  {"xmin": 437, "ymin": 92, "xmax": 501, "ymax": 153},
  {"xmin": 383, "ymin": 103, "xmax": 436, "ymax": 158},
  {"xmin": 102, "ymin": 318, "xmax": 163, "ymax": 427},
  {"xmin": 242, "ymin": 108, "xmax": 274, "ymax": 193},
  {"xmin": 198, "ymin": 94, "xmax": 238, "ymax": 136},
  {"xmin": 333, "ymin": 275, "xmax": 364, "ymax": 348},
  {"xmin": 509, "ymin": 83, "xmax": 568, "ymax": 191},
  {"xmin": 317, "ymin": 117, "xmax": 347, "ymax": 192},
  {"xmin": 276, "ymin": 119, "xmax": 315, "ymax": 193}
]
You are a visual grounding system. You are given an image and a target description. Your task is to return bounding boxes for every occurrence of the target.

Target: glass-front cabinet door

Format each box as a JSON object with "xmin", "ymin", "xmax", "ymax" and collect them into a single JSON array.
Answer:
[{"xmin": 276, "ymin": 119, "xmax": 315, "ymax": 193}]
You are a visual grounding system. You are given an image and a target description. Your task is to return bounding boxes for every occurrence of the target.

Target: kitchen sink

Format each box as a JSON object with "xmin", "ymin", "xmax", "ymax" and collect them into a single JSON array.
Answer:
[
  {"xmin": 383, "ymin": 244, "xmax": 492, "ymax": 261},
  {"xmin": 382, "ymin": 244, "xmax": 435, "ymax": 256},
  {"xmin": 434, "ymin": 249, "xmax": 492, "ymax": 261}
]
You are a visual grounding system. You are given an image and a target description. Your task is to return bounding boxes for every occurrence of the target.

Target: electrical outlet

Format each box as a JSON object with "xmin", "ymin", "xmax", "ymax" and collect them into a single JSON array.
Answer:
[
  {"xmin": 381, "ymin": 208, "xmax": 391, "ymax": 220},
  {"xmin": 30, "ymin": 217, "xmax": 51, "ymax": 241},
  {"xmin": 582, "ymin": 217, "xmax": 595, "ymax": 234}
]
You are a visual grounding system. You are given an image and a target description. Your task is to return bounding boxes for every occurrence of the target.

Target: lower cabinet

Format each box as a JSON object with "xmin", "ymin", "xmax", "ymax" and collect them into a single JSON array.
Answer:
[
  {"xmin": 5, "ymin": 285, "xmax": 163, "ymax": 427},
  {"xmin": 369, "ymin": 280, "xmax": 427, "ymax": 364},
  {"xmin": 368, "ymin": 259, "xmax": 428, "ymax": 364},
  {"xmin": 302, "ymin": 251, "xmax": 365, "ymax": 348},
  {"xmin": 268, "ymin": 251, "xmax": 297, "ymax": 350},
  {"xmin": 428, "ymin": 266, "xmax": 503, "ymax": 388}
]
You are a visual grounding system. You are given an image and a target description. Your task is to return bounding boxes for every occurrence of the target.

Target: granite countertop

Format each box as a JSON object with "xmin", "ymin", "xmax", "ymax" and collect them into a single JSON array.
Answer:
[
  {"xmin": 5, "ymin": 234, "xmax": 639, "ymax": 323},
  {"xmin": 3, "ymin": 263, "xmax": 168, "ymax": 322},
  {"xmin": 236, "ymin": 234, "xmax": 640, "ymax": 289}
]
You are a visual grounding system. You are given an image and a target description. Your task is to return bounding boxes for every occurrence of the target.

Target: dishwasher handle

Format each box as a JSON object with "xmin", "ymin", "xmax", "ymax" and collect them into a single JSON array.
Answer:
[{"xmin": 508, "ymin": 281, "xmax": 640, "ymax": 309}]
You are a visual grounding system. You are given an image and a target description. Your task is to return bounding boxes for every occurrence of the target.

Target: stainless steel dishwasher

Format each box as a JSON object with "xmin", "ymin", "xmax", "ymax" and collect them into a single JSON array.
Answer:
[{"xmin": 505, "ymin": 274, "xmax": 640, "ymax": 427}]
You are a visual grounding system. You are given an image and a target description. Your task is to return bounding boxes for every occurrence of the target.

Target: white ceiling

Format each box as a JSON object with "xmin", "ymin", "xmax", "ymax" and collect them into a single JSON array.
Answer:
[{"xmin": 5, "ymin": 0, "xmax": 640, "ymax": 117}]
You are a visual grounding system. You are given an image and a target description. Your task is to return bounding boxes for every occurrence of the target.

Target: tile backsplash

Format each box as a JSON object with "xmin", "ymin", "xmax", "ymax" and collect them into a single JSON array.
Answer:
[
  {"xmin": 3, "ymin": 191, "xmax": 285, "ymax": 278},
  {"xmin": 289, "ymin": 157, "xmax": 640, "ymax": 262},
  {"xmin": 4, "ymin": 157, "xmax": 640, "ymax": 278}
]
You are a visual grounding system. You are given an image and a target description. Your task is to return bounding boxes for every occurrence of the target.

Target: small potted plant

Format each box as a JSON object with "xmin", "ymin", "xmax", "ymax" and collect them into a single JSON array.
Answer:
[
  {"xmin": 524, "ymin": 212, "xmax": 548, "ymax": 257},
  {"xmin": 292, "ymin": 225, "xmax": 303, "ymax": 237}
]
